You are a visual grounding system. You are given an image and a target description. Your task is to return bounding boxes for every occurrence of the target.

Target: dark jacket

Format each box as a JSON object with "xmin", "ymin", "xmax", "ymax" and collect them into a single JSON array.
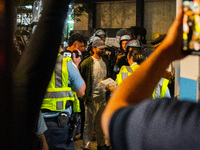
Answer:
[
  {"xmin": 112, "ymin": 52, "xmax": 129, "ymax": 80},
  {"xmin": 80, "ymin": 56, "xmax": 110, "ymax": 104}
]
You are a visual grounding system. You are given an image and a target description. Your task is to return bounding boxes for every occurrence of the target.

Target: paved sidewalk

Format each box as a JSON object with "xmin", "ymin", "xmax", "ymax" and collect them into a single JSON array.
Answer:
[{"xmin": 75, "ymin": 135, "xmax": 97, "ymax": 150}]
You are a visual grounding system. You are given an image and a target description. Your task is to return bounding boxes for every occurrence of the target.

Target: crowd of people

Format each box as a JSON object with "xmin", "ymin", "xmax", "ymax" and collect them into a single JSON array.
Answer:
[
  {"xmin": 14, "ymin": 10, "xmax": 175, "ymax": 150},
  {"xmin": 35, "ymin": 20, "xmax": 175, "ymax": 150},
  {"xmin": 8, "ymin": 0, "xmax": 200, "ymax": 149}
]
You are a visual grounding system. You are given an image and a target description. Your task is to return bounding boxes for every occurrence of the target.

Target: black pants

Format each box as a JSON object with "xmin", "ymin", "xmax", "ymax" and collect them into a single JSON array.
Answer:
[{"xmin": 44, "ymin": 118, "xmax": 75, "ymax": 150}]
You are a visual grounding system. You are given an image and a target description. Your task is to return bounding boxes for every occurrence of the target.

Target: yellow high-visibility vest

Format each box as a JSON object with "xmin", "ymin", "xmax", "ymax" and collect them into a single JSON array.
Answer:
[
  {"xmin": 152, "ymin": 78, "xmax": 169, "ymax": 99},
  {"xmin": 116, "ymin": 64, "xmax": 139, "ymax": 85},
  {"xmin": 116, "ymin": 64, "xmax": 169, "ymax": 99},
  {"xmin": 41, "ymin": 54, "xmax": 80, "ymax": 112}
]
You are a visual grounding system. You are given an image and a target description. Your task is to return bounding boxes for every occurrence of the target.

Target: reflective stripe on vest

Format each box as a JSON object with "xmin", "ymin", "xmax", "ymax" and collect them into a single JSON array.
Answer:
[
  {"xmin": 41, "ymin": 55, "xmax": 80, "ymax": 112},
  {"xmin": 152, "ymin": 78, "xmax": 169, "ymax": 99},
  {"xmin": 160, "ymin": 78, "xmax": 169, "ymax": 98},
  {"xmin": 116, "ymin": 65, "xmax": 139, "ymax": 85}
]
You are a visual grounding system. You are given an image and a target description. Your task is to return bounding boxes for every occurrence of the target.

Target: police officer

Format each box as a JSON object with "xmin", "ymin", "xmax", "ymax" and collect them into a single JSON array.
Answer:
[
  {"xmin": 92, "ymin": 28, "xmax": 107, "ymax": 42},
  {"xmin": 61, "ymin": 33, "xmax": 86, "ymax": 64},
  {"xmin": 41, "ymin": 50, "xmax": 86, "ymax": 149},
  {"xmin": 106, "ymin": 39, "xmax": 142, "ymax": 92},
  {"xmin": 112, "ymin": 34, "xmax": 131, "ymax": 80},
  {"xmin": 115, "ymin": 39, "xmax": 142, "ymax": 85}
]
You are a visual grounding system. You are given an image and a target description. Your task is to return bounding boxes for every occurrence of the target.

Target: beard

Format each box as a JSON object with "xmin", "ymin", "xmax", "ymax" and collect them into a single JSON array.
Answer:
[{"xmin": 97, "ymin": 51, "xmax": 105, "ymax": 57}]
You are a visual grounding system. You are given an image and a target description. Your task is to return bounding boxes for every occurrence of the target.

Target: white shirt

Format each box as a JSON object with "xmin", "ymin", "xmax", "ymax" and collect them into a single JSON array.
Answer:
[{"xmin": 92, "ymin": 57, "xmax": 107, "ymax": 98}]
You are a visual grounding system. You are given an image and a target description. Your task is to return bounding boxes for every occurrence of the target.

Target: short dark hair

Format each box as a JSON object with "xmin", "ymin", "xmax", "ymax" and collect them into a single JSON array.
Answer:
[
  {"xmin": 128, "ymin": 48, "xmax": 144, "ymax": 64},
  {"xmin": 68, "ymin": 33, "xmax": 86, "ymax": 47}
]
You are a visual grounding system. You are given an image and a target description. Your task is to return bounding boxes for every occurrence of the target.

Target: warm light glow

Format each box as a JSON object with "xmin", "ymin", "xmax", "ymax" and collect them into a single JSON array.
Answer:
[{"xmin": 0, "ymin": 0, "xmax": 5, "ymax": 16}]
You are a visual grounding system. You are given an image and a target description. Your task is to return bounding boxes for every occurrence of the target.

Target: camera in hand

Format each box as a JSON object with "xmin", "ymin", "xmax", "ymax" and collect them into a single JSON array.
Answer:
[
  {"xmin": 73, "ymin": 50, "xmax": 79, "ymax": 58},
  {"xmin": 62, "ymin": 50, "xmax": 79, "ymax": 58}
]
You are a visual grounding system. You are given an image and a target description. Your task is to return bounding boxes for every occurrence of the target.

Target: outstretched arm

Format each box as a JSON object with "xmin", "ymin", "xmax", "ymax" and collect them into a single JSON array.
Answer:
[{"xmin": 102, "ymin": 7, "xmax": 185, "ymax": 139}]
